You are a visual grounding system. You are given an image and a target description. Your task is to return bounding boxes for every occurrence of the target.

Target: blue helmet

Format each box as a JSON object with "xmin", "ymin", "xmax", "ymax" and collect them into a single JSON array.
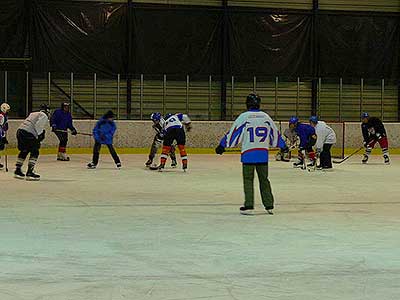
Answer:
[
  {"xmin": 361, "ymin": 112, "xmax": 369, "ymax": 119},
  {"xmin": 150, "ymin": 112, "xmax": 162, "ymax": 122},
  {"xmin": 289, "ymin": 116, "xmax": 299, "ymax": 125},
  {"xmin": 309, "ymin": 116, "xmax": 319, "ymax": 124},
  {"xmin": 165, "ymin": 113, "xmax": 174, "ymax": 119}
]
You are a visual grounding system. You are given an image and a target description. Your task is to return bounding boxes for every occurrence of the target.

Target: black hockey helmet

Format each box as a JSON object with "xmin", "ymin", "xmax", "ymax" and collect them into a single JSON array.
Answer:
[
  {"xmin": 246, "ymin": 93, "xmax": 261, "ymax": 110},
  {"xmin": 61, "ymin": 102, "xmax": 70, "ymax": 109},
  {"xmin": 103, "ymin": 110, "xmax": 115, "ymax": 119},
  {"xmin": 40, "ymin": 103, "xmax": 51, "ymax": 116}
]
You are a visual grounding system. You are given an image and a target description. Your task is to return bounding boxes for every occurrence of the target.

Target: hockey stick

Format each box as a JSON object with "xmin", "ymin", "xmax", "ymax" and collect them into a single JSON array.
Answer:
[
  {"xmin": 4, "ymin": 142, "xmax": 8, "ymax": 172},
  {"xmin": 333, "ymin": 147, "xmax": 364, "ymax": 164},
  {"xmin": 55, "ymin": 129, "xmax": 93, "ymax": 137}
]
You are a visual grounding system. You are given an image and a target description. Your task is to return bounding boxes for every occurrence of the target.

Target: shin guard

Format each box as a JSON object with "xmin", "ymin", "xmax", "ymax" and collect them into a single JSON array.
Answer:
[
  {"xmin": 160, "ymin": 146, "xmax": 171, "ymax": 165},
  {"xmin": 178, "ymin": 145, "xmax": 188, "ymax": 168}
]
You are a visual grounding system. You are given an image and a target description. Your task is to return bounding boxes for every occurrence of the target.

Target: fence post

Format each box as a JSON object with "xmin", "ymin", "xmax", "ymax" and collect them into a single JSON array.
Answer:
[
  {"xmin": 296, "ymin": 77, "xmax": 300, "ymax": 116},
  {"xmin": 360, "ymin": 78, "xmax": 364, "ymax": 117},
  {"xmin": 117, "ymin": 74, "xmax": 120, "ymax": 120},
  {"xmin": 274, "ymin": 76, "xmax": 278, "ymax": 120},
  {"xmin": 70, "ymin": 73, "xmax": 74, "ymax": 113},
  {"xmin": 163, "ymin": 74, "xmax": 167, "ymax": 115},
  {"xmin": 26, "ymin": 72, "xmax": 29, "ymax": 115},
  {"xmin": 381, "ymin": 79, "xmax": 385, "ymax": 120},
  {"xmin": 48, "ymin": 72, "xmax": 51, "ymax": 106},
  {"xmin": 339, "ymin": 78, "xmax": 343, "ymax": 122},
  {"xmin": 140, "ymin": 74, "xmax": 144, "ymax": 120},
  {"xmin": 253, "ymin": 76, "xmax": 257, "ymax": 93},
  {"xmin": 231, "ymin": 76, "xmax": 234, "ymax": 120},
  {"xmin": 317, "ymin": 77, "xmax": 321, "ymax": 117},
  {"xmin": 4, "ymin": 71, "xmax": 7, "ymax": 103},
  {"xmin": 208, "ymin": 75, "xmax": 212, "ymax": 120},
  {"xmin": 93, "ymin": 73, "xmax": 97, "ymax": 119},
  {"xmin": 186, "ymin": 75, "xmax": 189, "ymax": 115}
]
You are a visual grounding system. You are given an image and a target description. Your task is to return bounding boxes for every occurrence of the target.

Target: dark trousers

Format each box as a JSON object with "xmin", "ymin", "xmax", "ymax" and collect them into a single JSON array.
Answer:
[
  {"xmin": 243, "ymin": 163, "xmax": 274, "ymax": 209},
  {"xmin": 92, "ymin": 142, "xmax": 121, "ymax": 165},
  {"xmin": 16, "ymin": 129, "xmax": 40, "ymax": 170},
  {"xmin": 55, "ymin": 131, "xmax": 68, "ymax": 148},
  {"xmin": 149, "ymin": 135, "xmax": 176, "ymax": 161},
  {"xmin": 320, "ymin": 143, "xmax": 333, "ymax": 168}
]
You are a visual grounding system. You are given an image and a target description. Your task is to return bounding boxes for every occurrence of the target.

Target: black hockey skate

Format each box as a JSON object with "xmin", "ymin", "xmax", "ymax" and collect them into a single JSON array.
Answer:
[
  {"xmin": 116, "ymin": 163, "xmax": 122, "ymax": 169},
  {"xmin": 265, "ymin": 208, "xmax": 274, "ymax": 215},
  {"xmin": 384, "ymin": 155, "xmax": 390, "ymax": 165},
  {"xmin": 87, "ymin": 162, "xmax": 97, "ymax": 169},
  {"xmin": 145, "ymin": 159, "xmax": 153, "ymax": 167},
  {"xmin": 240, "ymin": 206, "xmax": 254, "ymax": 216},
  {"xmin": 26, "ymin": 170, "xmax": 40, "ymax": 181},
  {"xmin": 157, "ymin": 163, "xmax": 165, "ymax": 172},
  {"xmin": 0, "ymin": 163, "xmax": 3, "ymax": 170},
  {"xmin": 171, "ymin": 160, "xmax": 178, "ymax": 168},
  {"xmin": 362, "ymin": 155, "xmax": 369, "ymax": 164},
  {"xmin": 293, "ymin": 160, "xmax": 304, "ymax": 168},
  {"xmin": 14, "ymin": 168, "xmax": 25, "ymax": 179}
]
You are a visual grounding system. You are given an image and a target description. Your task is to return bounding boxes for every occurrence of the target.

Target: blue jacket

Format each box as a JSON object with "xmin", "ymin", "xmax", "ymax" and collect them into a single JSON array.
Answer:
[
  {"xmin": 51, "ymin": 109, "xmax": 75, "ymax": 131},
  {"xmin": 295, "ymin": 123, "xmax": 316, "ymax": 148},
  {"xmin": 93, "ymin": 118, "xmax": 117, "ymax": 145}
]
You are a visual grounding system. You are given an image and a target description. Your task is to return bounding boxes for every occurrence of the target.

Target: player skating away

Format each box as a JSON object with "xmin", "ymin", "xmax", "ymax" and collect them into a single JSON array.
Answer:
[
  {"xmin": 87, "ymin": 111, "xmax": 121, "ymax": 169},
  {"xmin": 0, "ymin": 103, "xmax": 10, "ymax": 169},
  {"xmin": 145, "ymin": 112, "xmax": 177, "ymax": 168},
  {"xmin": 14, "ymin": 104, "xmax": 50, "ymax": 180},
  {"xmin": 289, "ymin": 117, "xmax": 317, "ymax": 169},
  {"xmin": 309, "ymin": 116, "xmax": 336, "ymax": 169},
  {"xmin": 215, "ymin": 93, "xmax": 288, "ymax": 215},
  {"xmin": 51, "ymin": 102, "xmax": 77, "ymax": 161},
  {"xmin": 361, "ymin": 112, "xmax": 390, "ymax": 164},
  {"xmin": 154, "ymin": 112, "xmax": 191, "ymax": 171}
]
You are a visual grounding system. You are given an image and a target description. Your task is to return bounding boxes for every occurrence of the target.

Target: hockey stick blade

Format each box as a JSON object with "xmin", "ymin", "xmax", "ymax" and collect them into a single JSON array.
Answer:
[{"xmin": 333, "ymin": 147, "xmax": 364, "ymax": 164}]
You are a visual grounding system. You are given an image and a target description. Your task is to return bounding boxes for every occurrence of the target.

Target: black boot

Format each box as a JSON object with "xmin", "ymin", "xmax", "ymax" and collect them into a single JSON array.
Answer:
[
  {"xmin": 240, "ymin": 206, "xmax": 254, "ymax": 215},
  {"xmin": 14, "ymin": 167, "xmax": 25, "ymax": 179},
  {"xmin": 26, "ymin": 166, "xmax": 40, "ymax": 181},
  {"xmin": 145, "ymin": 159, "xmax": 153, "ymax": 167}
]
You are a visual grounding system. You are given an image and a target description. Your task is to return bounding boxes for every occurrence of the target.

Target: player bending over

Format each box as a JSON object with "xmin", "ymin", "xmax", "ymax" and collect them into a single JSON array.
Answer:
[
  {"xmin": 0, "ymin": 103, "xmax": 10, "ymax": 169},
  {"xmin": 289, "ymin": 117, "xmax": 317, "ymax": 168},
  {"xmin": 154, "ymin": 112, "xmax": 191, "ymax": 171},
  {"xmin": 87, "ymin": 110, "xmax": 121, "ymax": 169},
  {"xmin": 361, "ymin": 112, "xmax": 390, "ymax": 164},
  {"xmin": 276, "ymin": 127, "xmax": 298, "ymax": 162},
  {"xmin": 14, "ymin": 104, "xmax": 50, "ymax": 180},
  {"xmin": 51, "ymin": 102, "xmax": 77, "ymax": 161},
  {"xmin": 145, "ymin": 112, "xmax": 177, "ymax": 168},
  {"xmin": 309, "ymin": 116, "xmax": 336, "ymax": 169},
  {"xmin": 216, "ymin": 93, "xmax": 288, "ymax": 215}
]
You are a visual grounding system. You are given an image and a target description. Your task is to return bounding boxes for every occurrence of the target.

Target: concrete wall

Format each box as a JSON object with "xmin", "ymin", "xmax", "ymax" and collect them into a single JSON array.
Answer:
[{"xmin": 4, "ymin": 120, "xmax": 400, "ymax": 149}]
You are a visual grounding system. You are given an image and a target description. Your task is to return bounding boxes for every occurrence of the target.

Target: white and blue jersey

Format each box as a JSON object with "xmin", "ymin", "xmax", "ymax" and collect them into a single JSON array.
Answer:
[
  {"xmin": 219, "ymin": 109, "xmax": 286, "ymax": 164},
  {"xmin": 162, "ymin": 113, "xmax": 191, "ymax": 134}
]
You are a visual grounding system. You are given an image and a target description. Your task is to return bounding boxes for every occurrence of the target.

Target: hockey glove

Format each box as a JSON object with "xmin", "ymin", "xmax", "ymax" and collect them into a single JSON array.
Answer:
[
  {"xmin": 215, "ymin": 145, "xmax": 225, "ymax": 155},
  {"xmin": 38, "ymin": 131, "xmax": 46, "ymax": 142},
  {"xmin": 1, "ymin": 137, "xmax": 8, "ymax": 144},
  {"xmin": 51, "ymin": 126, "xmax": 56, "ymax": 132},
  {"xmin": 71, "ymin": 128, "xmax": 78, "ymax": 136},
  {"xmin": 185, "ymin": 123, "xmax": 192, "ymax": 132}
]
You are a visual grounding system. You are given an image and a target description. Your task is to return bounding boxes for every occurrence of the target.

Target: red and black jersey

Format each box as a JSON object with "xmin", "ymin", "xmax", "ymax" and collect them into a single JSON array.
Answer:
[{"xmin": 362, "ymin": 117, "xmax": 386, "ymax": 142}]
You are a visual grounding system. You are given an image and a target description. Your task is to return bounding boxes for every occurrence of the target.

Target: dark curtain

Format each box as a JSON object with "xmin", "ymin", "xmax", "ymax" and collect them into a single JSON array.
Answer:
[
  {"xmin": 228, "ymin": 12, "xmax": 313, "ymax": 77},
  {"xmin": 132, "ymin": 7, "xmax": 222, "ymax": 76},
  {"xmin": 319, "ymin": 14, "xmax": 400, "ymax": 79},
  {"xmin": 0, "ymin": 0, "xmax": 26, "ymax": 57},
  {"xmin": 30, "ymin": 0, "xmax": 127, "ymax": 75}
]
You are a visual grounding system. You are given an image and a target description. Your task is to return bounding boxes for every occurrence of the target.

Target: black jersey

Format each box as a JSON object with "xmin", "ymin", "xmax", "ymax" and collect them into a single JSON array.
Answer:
[{"xmin": 362, "ymin": 117, "xmax": 386, "ymax": 142}]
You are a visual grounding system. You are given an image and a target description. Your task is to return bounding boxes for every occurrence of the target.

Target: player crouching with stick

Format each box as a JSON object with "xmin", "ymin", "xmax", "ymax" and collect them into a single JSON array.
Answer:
[
  {"xmin": 309, "ymin": 116, "xmax": 336, "ymax": 169},
  {"xmin": 14, "ymin": 104, "xmax": 50, "ymax": 180},
  {"xmin": 215, "ymin": 93, "xmax": 288, "ymax": 215},
  {"xmin": 289, "ymin": 117, "xmax": 317, "ymax": 169},
  {"xmin": 361, "ymin": 112, "xmax": 390, "ymax": 165},
  {"xmin": 51, "ymin": 102, "xmax": 77, "ymax": 161},
  {"xmin": 87, "ymin": 110, "xmax": 121, "ymax": 169}
]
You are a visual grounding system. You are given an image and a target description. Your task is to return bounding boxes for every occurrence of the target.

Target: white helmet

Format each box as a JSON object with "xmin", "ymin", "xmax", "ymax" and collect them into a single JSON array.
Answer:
[{"xmin": 1, "ymin": 103, "xmax": 10, "ymax": 114}]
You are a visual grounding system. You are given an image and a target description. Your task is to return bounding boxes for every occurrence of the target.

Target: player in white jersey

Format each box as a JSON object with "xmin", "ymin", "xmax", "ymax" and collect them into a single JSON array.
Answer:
[
  {"xmin": 216, "ymin": 93, "xmax": 288, "ymax": 215},
  {"xmin": 14, "ymin": 104, "xmax": 50, "ymax": 180},
  {"xmin": 309, "ymin": 116, "xmax": 336, "ymax": 169},
  {"xmin": 154, "ymin": 113, "xmax": 191, "ymax": 171}
]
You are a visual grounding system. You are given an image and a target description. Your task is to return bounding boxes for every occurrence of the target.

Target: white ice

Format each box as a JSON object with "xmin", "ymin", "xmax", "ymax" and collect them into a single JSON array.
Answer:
[{"xmin": 1, "ymin": 154, "xmax": 400, "ymax": 300}]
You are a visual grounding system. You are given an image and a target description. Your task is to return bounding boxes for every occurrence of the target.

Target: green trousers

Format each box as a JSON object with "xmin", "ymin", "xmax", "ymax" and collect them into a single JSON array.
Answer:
[{"xmin": 242, "ymin": 163, "xmax": 274, "ymax": 209}]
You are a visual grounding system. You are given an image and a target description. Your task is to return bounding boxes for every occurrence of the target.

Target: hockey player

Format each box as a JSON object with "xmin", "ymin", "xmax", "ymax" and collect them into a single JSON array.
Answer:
[
  {"xmin": 276, "ymin": 127, "xmax": 298, "ymax": 162},
  {"xmin": 0, "ymin": 103, "xmax": 10, "ymax": 169},
  {"xmin": 51, "ymin": 102, "xmax": 77, "ymax": 161},
  {"xmin": 289, "ymin": 117, "xmax": 317, "ymax": 168},
  {"xmin": 145, "ymin": 112, "xmax": 177, "ymax": 168},
  {"xmin": 87, "ymin": 110, "xmax": 121, "ymax": 169},
  {"xmin": 309, "ymin": 116, "xmax": 336, "ymax": 169},
  {"xmin": 215, "ymin": 93, "xmax": 288, "ymax": 215},
  {"xmin": 361, "ymin": 112, "xmax": 390, "ymax": 164},
  {"xmin": 155, "ymin": 112, "xmax": 191, "ymax": 171},
  {"xmin": 14, "ymin": 104, "xmax": 50, "ymax": 180}
]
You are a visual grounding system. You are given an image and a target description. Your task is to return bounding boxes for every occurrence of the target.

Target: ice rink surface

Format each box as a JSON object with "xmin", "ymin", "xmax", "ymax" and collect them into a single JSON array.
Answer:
[{"xmin": 1, "ymin": 153, "xmax": 400, "ymax": 300}]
